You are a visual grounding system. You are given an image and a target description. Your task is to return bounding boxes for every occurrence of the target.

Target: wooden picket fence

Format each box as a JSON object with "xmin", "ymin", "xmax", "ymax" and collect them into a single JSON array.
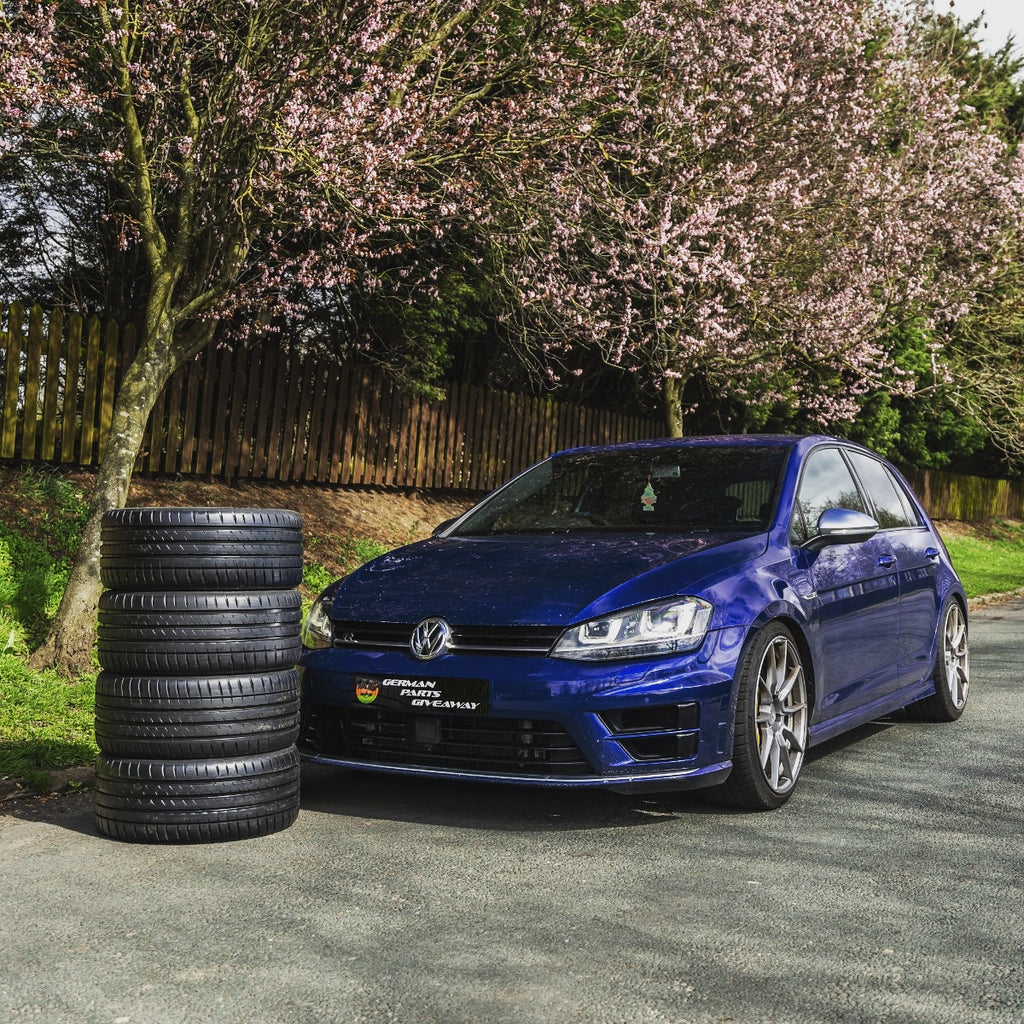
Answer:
[
  {"xmin": 902, "ymin": 468, "xmax": 1024, "ymax": 523},
  {"xmin": 0, "ymin": 302, "xmax": 660, "ymax": 491},
  {"xmin": 3, "ymin": 302, "xmax": 1022, "ymax": 515}
]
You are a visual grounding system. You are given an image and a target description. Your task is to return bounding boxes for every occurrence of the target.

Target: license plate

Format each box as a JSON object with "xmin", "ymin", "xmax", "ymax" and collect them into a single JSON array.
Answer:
[{"xmin": 353, "ymin": 674, "xmax": 489, "ymax": 715}]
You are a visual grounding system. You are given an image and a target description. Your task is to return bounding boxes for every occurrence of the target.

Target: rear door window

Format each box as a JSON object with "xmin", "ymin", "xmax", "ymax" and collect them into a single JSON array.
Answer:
[{"xmin": 846, "ymin": 451, "xmax": 919, "ymax": 529}]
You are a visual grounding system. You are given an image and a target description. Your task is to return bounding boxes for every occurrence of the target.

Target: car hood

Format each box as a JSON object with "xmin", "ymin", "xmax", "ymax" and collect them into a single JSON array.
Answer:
[{"xmin": 331, "ymin": 532, "xmax": 767, "ymax": 626}]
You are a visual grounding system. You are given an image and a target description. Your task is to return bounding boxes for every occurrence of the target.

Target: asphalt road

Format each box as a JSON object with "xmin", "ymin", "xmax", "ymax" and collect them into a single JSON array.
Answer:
[{"xmin": 2, "ymin": 600, "xmax": 1022, "ymax": 1024}]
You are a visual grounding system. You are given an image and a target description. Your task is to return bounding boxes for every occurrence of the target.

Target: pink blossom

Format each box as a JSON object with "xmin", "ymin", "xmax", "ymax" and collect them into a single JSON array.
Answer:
[{"xmin": 1, "ymin": 0, "xmax": 1021, "ymax": 439}]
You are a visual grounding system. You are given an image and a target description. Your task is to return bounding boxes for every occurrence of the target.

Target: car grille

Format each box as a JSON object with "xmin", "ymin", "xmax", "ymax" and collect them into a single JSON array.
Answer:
[
  {"xmin": 332, "ymin": 621, "xmax": 562, "ymax": 657},
  {"xmin": 300, "ymin": 705, "xmax": 592, "ymax": 775}
]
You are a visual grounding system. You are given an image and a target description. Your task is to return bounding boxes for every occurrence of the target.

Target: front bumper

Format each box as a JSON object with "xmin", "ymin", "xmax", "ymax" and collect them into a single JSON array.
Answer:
[{"xmin": 298, "ymin": 626, "xmax": 746, "ymax": 793}]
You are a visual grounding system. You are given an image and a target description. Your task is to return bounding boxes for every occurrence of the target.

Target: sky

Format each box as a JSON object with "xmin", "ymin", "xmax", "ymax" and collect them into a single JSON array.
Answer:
[{"xmin": 941, "ymin": 0, "xmax": 1024, "ymax": 55}]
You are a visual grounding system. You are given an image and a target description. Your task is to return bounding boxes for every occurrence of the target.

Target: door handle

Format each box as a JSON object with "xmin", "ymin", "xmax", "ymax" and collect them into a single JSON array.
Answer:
[{"xmin": 877, "ymin": 554, "xmax": 897, "ymax": 568}]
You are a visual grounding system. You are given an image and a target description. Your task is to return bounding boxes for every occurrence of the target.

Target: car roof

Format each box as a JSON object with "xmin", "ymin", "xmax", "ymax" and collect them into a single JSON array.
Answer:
[{"xmin": 553, "ymin": 434, "xmax": 836, "ymax": 458}]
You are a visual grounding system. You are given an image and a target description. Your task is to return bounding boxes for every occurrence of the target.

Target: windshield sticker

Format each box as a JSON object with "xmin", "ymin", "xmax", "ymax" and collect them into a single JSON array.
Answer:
[{"xmin": 641, "ymin": 482, "xmax": 657, "ymax": 513}]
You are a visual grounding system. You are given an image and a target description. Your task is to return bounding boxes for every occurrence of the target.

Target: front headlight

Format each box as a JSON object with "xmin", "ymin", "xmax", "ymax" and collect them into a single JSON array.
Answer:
[
  {"xmin": 551, "ymin": 597, "xmax": 712, "ymax": 661},
  {"xmin": 301, "ymin": 593, "xmax": 334, "ymax": 649}
]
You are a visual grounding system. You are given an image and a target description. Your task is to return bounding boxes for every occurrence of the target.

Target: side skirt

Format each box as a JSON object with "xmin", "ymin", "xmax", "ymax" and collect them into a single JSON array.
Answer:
[{"xmin": 808, "ymin": 678, "xmax": 935, "ymax": 748}]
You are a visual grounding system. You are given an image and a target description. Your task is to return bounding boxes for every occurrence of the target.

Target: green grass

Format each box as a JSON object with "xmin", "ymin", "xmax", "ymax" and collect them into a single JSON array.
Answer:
[
  {"xmin": 0, "ymin": 530, "xmax": 71, "ymax": 653},
  {"xmin": 15, "ymin": 466, "xmax": 91, "ymax": 558},
  {"xmin": 0, "ymin": 655, "xmax": 98, "ymax": 791},
  {"xmin": 1, "ymin": 471, "xmax": 95, "ymax": 791},
  {"xmin": 940, "ymin": 519, "xmax": 1024, "ymax": 599}
]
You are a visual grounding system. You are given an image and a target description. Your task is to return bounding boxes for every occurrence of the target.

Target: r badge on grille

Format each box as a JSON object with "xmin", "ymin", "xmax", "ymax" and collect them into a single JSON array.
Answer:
[{"xmin": 410, "ymin": 617, "xmax": 452, "ymax": 660}]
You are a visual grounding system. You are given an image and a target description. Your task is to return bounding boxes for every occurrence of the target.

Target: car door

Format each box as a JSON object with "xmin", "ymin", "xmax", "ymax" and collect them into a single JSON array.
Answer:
[
  {"xmin": 791, "ymin": 446, "xmax": 901, "ymax": 724},
  {"xmin": 845, "ymin": 451, "xmax": 940, "ymax": 691}
]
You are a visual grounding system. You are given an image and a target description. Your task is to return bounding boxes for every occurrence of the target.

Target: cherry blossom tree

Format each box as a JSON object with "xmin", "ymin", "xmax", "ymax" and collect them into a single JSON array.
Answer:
[
  {"xmin": 2, "ymin": 0, "xmax": 617, "ymax": 670},
  {"xmin": 911, "ymin": 9, "xmax": 1024, "ymax": 469},
  {"xmin": 492, "ymin": 0, "xmax": 1024, "ymax": 438}
]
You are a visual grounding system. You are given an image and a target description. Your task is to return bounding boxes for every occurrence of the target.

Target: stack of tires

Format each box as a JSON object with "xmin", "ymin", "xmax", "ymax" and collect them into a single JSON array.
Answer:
[{"xmin": 94, "ymin": 508, "xmax": 304, "ymax": 844}]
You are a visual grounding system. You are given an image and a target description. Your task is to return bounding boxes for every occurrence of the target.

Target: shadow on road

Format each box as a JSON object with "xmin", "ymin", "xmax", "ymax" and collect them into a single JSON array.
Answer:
[
  {"xmin": 298, "ymin": 762, "xmax": 718, "ymax": 832},
  {"xmin": 299, "ymin": 716, "xmax": 911, "ymax": 831},
  {"xmin": 0, "ymin": 715, "xmax": 939, "ymax": 840},
  {"xmin": 1, "ymin": 786, "xmax": 96, "ymax": 837}
]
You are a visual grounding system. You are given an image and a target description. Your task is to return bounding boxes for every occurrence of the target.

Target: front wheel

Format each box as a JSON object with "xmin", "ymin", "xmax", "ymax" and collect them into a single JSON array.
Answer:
[
  {"xmin": 905, "ymin": 598, "xmax": 969, "ymax": 722},
  {"xmin": 706, "ymin": 622, "xmax": 810, "ymax": 811}
]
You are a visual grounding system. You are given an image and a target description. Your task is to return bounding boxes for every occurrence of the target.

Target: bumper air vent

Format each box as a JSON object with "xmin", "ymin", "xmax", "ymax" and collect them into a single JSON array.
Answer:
[
  {"xmin": 599, "ymin": 702, "xmax": 701, "ymax": 763},
  {"xmin": 301, "ymin": 705, "xmax": 591, "ymax": 775}
]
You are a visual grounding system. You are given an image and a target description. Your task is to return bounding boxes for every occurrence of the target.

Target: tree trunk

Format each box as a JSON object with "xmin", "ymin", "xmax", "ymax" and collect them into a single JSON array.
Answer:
[
  {"xmin": 29, "ymin": 334, "xmax": 180, "ymax": 674},
  {"xmin": 662, "ymin": 376, "xmax": 685, "ymax": 438}
]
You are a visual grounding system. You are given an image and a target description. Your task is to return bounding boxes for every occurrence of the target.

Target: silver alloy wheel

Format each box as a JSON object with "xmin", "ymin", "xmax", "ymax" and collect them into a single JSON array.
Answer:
[
  {"xmin": 755, "ymin": 635, "xmax": 809, "ymax": 795},
  {"xmin": 940, "ymin": 601, "xmax": 970, "ymax": 710}
]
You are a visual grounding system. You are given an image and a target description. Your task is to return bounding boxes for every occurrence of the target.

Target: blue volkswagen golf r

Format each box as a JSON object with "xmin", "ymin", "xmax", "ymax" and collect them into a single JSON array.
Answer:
[{"xmin": 298, "ymin": 435, "xmax": 969, "ymax": 809}]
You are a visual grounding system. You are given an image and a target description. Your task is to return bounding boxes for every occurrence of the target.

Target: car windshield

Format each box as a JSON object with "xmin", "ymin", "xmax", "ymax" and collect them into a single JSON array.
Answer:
[{"xmin": 450, "ymin": 445, "xmax": 789, "ymax": 536}]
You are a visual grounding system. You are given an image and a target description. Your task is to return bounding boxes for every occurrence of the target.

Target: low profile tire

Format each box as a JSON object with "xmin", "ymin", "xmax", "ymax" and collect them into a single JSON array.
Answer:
[
  {"xmin": 100, "ymin": 553, "xmax": 303, "ymax": 591},
  {"xmin": 96, "ymin": 635, "xmax": 302, "ymax": 675},
  {"xmin": 95, "ymin": 669, "xmax": 300, "ymax": 707},
  {"xmin": 97, "ymin": 589, "xmax": 302, "ymax": 634},
  {"xmin": 100, "ymin": 507, "xmax": 303, "ymax": 590},
  {"xmin": 98, "ymin": 587, "xmax": 301, "ymax": 619},
  {"xmin": 706, "ymin": 622, "xmax": 810, "ymax": 811},
  {"xmin": 95, "ymin": 670, "xmax": 300, "ymax": 758},
  {"xmin": 905, "ymin": 598, "xmax": 969, "ymax": 722},
  {"xmin": 97, "ymin": 591, "xmax": 302, "ymax": 674},
  {"xmin": 93, "ymin": 748, "xmax": 300, "ymax": 844},
  {"xmin": 102, "ymin": 507, "xmax": 302, "ymax": 533}
]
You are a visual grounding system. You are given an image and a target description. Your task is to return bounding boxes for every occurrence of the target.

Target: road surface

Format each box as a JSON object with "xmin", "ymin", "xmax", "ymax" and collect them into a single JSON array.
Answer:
[{"xmin": 2, "ymin": 600, "xmax": 1021, "ymax": 1024}]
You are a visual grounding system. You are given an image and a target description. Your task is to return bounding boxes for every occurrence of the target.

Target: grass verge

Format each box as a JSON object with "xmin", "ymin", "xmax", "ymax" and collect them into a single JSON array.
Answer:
[
  {"xmin": 941, "ymin": 519, "xmax": 1024, "ymax": 599},
  {"xmin": 0, "ymin": 655, "xmax": 97, "ymax": 792}
]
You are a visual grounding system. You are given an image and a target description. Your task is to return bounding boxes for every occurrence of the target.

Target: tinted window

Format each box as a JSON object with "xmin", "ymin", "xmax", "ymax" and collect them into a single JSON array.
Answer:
[
  {"xmin": 452, "ymin": 446, "xmax": 788, "ymax": 535},
  {"xmin": 792, "ymin": 447, "xmax": 866, "ymax": 543},
  {"xmin": 847, "ymin": 452, "xmax": 919, "ymax": 529}
]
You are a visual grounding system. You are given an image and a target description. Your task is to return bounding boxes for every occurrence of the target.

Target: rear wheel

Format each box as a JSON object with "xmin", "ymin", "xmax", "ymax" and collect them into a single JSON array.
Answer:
[
  {"xmin": 707, "ymin": 622, "xmax": 809, "ymax": 810},
  {"xmin": 905, "ymin": 598, "xmax": 969, "ymax": 722}
]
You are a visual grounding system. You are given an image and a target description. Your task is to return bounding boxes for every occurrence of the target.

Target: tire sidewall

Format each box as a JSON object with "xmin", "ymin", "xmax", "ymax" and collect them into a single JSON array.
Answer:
[
  {"xmin": 931, "ymin": 597, "xmax": 969, "ymax": 721},
  {"xmin": 729, "ymin": 621, "xmax": 805, "ymax": 811}
]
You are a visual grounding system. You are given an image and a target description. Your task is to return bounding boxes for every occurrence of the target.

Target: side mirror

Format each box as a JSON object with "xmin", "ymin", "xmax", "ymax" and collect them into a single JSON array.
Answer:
[
  {"xmin": 805, "ymin": 508, "xmax": 879, "ymax": 549},
  {"xmin": 432, "ymin": 517, "xmax": 458, "ymax": 537}
]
